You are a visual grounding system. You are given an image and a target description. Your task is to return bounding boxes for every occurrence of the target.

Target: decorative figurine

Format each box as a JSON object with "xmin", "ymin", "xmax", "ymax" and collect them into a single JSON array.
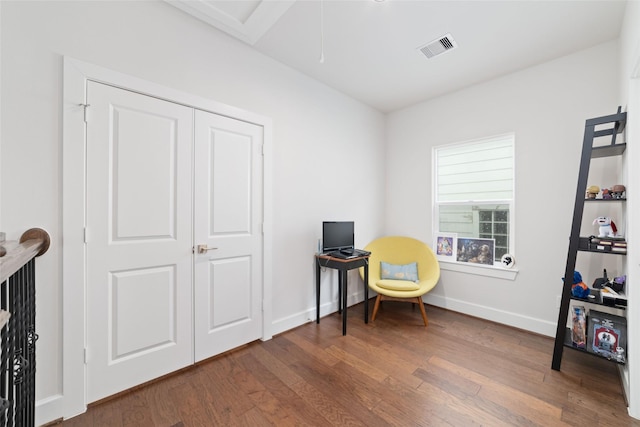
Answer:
[
  {"xmin": 571, "ymin": 306, "xmax": 587, "ymax": 348},
  {"xmin": 586, "ymin": 185, "xmax": 600, "ymax": 199},
  {"xmin": 593, "ymin": 216, "xmax": 617, "ymax": 237},
  {"xmin": 601, "ymin": 188, "xmax": 612, "ymax": 199},
  {"xmin": 564, "ymin": 270, "xmax": 590, "ymax": 299},
  {"xmin": 610, "ymin": 184, "xmax": 626, "ymax": 199},
  {"xmin": 611, "ymin": 275, "xmax": 626, "ymax": 293}
]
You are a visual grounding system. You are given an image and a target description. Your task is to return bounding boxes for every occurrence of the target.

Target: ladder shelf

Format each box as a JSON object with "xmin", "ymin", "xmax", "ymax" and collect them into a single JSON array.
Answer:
[{"xmin": 551, "ymin": 107, "xmax": 627, "ymax": 371}]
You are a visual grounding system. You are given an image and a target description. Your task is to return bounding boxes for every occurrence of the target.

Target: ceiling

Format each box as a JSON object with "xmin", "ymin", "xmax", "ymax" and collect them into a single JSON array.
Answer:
[{"xmin": 166, "ymin": 0, "xmax": 628, "ymax": 112}]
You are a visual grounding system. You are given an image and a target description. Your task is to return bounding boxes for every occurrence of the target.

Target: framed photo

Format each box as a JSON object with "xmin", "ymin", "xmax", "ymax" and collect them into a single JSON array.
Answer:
[
  {"xmin": 456, "ymin": 237, "xmax": 495, "ymax": 265},
  {"xmin": 434, "ymin": 233, "xmax": 457, "ymax": 261},
  {"xmin": 587, "ymin": 310, "xmax": 627, "ymax": 363}
]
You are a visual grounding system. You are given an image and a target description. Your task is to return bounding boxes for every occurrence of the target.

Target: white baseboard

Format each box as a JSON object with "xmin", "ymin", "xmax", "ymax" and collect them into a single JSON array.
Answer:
[
  {"xmin": 270, "ymin": 290, "xmax": 367, "ymax": 336},
  {"xmin": 36, "ymin": 393, "xmax": 64, "ymax": 426},
  {"xmin": 271, "ymin": 291, "xmax": 557, "ymax": 338},
  {"xmin": 424, "ymin": 293, "xmax": 557, "ymax": 337}
]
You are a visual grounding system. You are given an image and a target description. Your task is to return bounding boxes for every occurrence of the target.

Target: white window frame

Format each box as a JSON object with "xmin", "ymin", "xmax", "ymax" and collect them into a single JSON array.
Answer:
[{"xmin": 432, "ymin": 133, "xmax": 518, "ymax": 280}]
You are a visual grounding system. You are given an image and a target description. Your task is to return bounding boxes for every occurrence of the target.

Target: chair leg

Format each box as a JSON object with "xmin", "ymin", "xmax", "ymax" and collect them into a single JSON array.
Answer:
[
  {"xmin": 371, "ymin": 294, "xmax": 382, "ymax": 321},
  {"xmin": 416, "ymin": 297, "xmax": 428, "ymax": 326}
]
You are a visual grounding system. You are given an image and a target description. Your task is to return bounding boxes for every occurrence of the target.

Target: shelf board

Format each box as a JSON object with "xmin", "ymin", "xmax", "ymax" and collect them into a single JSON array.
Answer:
[
  {"xmin": 577, "ymin": 247, "xmax": 626, "ymax": 255},
  {"xmin": 577, "ymin": 236, "xmax": 626, "ymax": 255},
  {"xmin": 562, "ymin": 327, "xmax": 626, "ymax": 365},
  {"xmin": 584, "ymin": 198, "xmax": 626, "ymax": 202},
  {"xmin": 570, "ymin": 289, "xmax": 626, "ymax": 310},
  {"xmin": 591, "ymin": 143, "xmax": 626, "ymax": 158}
]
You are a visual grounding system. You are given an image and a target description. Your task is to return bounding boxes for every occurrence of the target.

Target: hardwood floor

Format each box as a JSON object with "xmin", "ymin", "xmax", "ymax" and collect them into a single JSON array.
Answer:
[{"xmin": 57, "ymin": 302, "xmax": 640, "ymax": 426}]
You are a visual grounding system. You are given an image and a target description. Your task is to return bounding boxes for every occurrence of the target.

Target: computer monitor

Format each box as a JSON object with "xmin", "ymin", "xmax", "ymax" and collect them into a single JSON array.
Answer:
[{"xmin": 322, "ymin": 221, "xmax": 354, "ymax": 252}]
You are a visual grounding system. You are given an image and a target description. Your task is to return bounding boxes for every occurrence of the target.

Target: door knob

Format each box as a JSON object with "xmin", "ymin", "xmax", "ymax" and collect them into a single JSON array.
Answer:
[{"xmin": 197, "ymin": 244, "xmax": 218, "ymax": 254}]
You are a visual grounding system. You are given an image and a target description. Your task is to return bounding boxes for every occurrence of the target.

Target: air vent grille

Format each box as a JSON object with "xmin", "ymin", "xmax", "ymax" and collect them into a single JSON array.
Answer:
[{"xmin": 418, "ymin": 33, "xmax": 458, "ymax": 59}]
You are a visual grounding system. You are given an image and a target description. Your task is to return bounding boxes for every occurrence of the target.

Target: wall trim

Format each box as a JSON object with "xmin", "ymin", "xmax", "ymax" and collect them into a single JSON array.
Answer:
[
  {"xmin": 632, "ymin": 47, "xmax": 640, "ymax": 79},
  {"xmin": 424, "ymin": 293, "xmax": 557, "ymax": 337},
  {"xmin": 623, "ymin": 74, "xmax": 640, "ymax": 420},
  {"xmin": 270, "ymin": 288, "xmax": 556, "ymax": 339},
  {"xmin": 271, "ymin": 289, "xmax": 367, "ymax": 336},
  {"xmin": 35, "ymin": 394, "xmax": 63, "ymax": 426},
  {"xmin": 440, "ymin": 261, "xmax": 519, "ymax": 280}
]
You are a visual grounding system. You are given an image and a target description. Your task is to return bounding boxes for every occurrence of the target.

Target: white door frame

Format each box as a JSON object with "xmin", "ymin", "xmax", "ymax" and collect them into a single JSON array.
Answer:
[
  {"xmin": 625, "ymin": 51, "xmax": 640, "ymax": 420},
  {"xmin": 62, "ymin": 56, "xmax": 273, "ymax": 419}
]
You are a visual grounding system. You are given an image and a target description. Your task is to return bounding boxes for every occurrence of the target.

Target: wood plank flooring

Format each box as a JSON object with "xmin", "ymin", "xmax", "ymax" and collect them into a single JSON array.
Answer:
[{"xmin": 56, "ymin": 302, "xmax": 640, "ymax": 426}]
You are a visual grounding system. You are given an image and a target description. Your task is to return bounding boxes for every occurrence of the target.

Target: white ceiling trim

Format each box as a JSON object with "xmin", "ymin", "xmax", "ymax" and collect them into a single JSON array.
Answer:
[{"xmin": 165, "ymin": 0, "xmax": 296, "ymax": 45}]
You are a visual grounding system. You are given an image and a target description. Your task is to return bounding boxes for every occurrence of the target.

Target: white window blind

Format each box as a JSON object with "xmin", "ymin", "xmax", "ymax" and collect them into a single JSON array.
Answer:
[{"xmin": 436, "ymin": 134, "xmax": 514, "ymax": 203}]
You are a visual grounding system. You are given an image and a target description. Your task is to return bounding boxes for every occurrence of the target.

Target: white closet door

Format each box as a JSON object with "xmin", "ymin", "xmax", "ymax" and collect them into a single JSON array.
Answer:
[
  {"xmin": 85, "ymin": 82, "xmax": 194, "ymax": 403},
  {"xmin": 193, "ymin": 109, "xmax": 263, "ymax": 362}
]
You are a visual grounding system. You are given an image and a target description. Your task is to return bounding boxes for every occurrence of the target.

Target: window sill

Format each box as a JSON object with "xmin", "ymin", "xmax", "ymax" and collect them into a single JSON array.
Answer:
[{"xmin": 440, "ymin": 261, "xmax": 519, "ymax": 280}]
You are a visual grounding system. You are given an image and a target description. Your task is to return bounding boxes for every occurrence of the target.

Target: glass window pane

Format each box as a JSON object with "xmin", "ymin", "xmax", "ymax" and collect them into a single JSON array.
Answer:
[
  {"xmin": 479, "ymin": 211, "xmax": 492, "ymax": 222},
  {"xmin": 495, "ymin": 236, "xmax": 508, "ymax": 247},
  {"xmin": 495, "ymin": 210, "xmax": 508, "ymax": 222},
  {"xmin": 495, "ymin": 223, "xmax": 508, "ymax": 234},
  {"xmin": 439, "ymin": 205, "xmax": 476, "ymax": 236}
]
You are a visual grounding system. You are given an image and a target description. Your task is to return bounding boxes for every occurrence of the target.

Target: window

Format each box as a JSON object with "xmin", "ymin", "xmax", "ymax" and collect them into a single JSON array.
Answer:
[{"xmin": 433, "ymin": 134, "xmax": 514, "ymax": 265}]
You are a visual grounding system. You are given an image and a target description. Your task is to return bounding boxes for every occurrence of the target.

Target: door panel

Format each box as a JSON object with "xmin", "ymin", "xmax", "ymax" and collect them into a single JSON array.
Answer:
[
  {"xmin": 194, "ymin": 110, "xmax": 263, "ymax": 362},
  {"xmin": 113, "ymin": 106, "xmax": 178, "ymax": 239},
  {"xmin": 208, "ymin": 257, "xmax": 251, "ymax": 327},
  {"xmin": 86, "ymin": 82, "xmax": 194, "ymax": 403},
  {"xmin": 110, "ymin": 265, "xmax": 177, "ymax": 359},
  {"xmin": 209, "ymin": 130, "xmax": 252, "ymax": 232}
]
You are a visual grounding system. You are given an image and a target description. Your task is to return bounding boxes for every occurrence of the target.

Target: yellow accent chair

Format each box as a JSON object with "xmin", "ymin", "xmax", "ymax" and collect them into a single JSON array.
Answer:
[{"xmin": 360, "ymin": 236, "xmax": 440, "ymax": 326}]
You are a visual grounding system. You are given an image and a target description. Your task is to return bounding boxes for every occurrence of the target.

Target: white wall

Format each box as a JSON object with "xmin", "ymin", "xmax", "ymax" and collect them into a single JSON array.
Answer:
[
  {"xmin": 619, "ymin": 0, "xmax": 640, "ymax": 418},
  {"xmin": 2, "ymin": 0, "xmax": 636, "ymax": 423},
  {"xmin": 0, "ymin": 1, "xmax": 385, "ymax": 423},
  {"xmin": 386, "ymin": 41, "xmax": 621, "ymax": 335}
]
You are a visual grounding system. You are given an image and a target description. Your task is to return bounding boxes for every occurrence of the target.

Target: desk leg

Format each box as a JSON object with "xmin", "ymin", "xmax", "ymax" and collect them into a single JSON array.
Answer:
[
  {"xmin": 342, "ymin": 270, "xmax": 347, "ymax": 336},
  {"xmin": 338, "ymin": 276, "xmax": 342, "ymax": 314},
  {"xmin": 316, "ymin": 258, "xmax": 321, "ymax": 324},
  {"xmin": 364, "ymin": 261, "xmax": 369, "ymax": 324}
]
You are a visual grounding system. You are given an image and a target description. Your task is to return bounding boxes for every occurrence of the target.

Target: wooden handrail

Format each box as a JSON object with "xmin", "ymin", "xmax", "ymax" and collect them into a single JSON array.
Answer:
[{"xmin": 0, "ymin": 228, "xmax": 50, "ymax": 283}]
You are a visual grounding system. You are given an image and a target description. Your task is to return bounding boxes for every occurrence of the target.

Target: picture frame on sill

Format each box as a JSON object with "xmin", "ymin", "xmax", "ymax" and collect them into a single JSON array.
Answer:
[
  {"xmin": 456, "ymin": 237, "xmax": 495, "ymax": 265},
  {"xmin": 434, "ymin": 233, "xmax": 457, "ymax": 261}
]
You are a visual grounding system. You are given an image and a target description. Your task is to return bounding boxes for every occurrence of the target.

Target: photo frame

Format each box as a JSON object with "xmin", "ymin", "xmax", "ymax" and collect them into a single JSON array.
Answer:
[
  {"xmin": 456, "ymin": 237, "xmax": 495, "ymax": 265},
  {"xmin": 434, "ymin": 233, "xmax": 457, "ymax": 261},
  {"xmin": 587, "ymin": 310, "xmax": 627, "ymax": 363}
]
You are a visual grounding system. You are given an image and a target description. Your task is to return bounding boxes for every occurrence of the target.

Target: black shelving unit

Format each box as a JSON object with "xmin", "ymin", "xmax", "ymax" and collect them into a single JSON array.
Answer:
[
  {"xmin": 560, "ymin": 327, "xmax": 626, "ymax": 365},
  {"xmin": 570, "ymin": 288, "xmax": 626, "ymax": 308},
  {"xmin": 552, "ymin": 107, "xmax": 628, "ymax": 371}
]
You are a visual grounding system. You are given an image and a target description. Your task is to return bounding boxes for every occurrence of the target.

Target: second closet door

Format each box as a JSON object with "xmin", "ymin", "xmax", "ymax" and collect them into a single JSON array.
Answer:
[{"xmin": 193, "ymin": 109, "xmax": 264, "ymax": 362}]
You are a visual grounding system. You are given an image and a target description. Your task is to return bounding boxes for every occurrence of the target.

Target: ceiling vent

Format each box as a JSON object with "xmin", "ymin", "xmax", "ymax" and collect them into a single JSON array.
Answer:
[{"xmin": 418, "ymin": 33, "xmax": 458, "ymax": 59}]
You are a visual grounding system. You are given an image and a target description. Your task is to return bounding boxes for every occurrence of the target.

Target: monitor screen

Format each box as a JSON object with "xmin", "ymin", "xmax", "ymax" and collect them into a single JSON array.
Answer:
[{"xmin": 322, "ymin": 221, "xmax": 354, "ymax": 252}]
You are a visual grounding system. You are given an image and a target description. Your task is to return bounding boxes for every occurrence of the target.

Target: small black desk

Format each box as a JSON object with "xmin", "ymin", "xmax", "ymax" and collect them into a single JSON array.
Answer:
[{"xmin": 315, "ymin": 254, "xmax": 369, "ymax": 335}]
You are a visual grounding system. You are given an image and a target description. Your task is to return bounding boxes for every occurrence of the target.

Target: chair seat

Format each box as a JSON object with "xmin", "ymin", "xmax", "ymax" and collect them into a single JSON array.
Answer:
[{"xmin": 376, "ymin": 279, "xmax": 420, "ymax": 292}]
